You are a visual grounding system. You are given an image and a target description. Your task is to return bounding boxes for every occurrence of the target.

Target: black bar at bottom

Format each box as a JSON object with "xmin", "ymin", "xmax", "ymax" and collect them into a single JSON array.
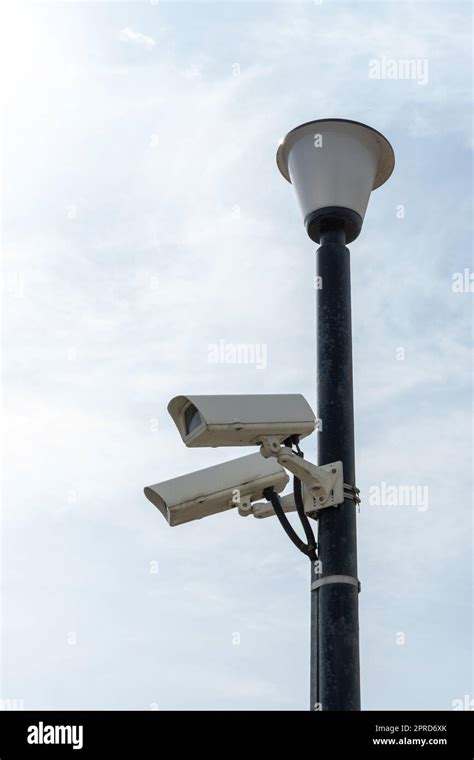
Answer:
[{"xmin": 0, "ymin": 710, "xmax": 471, "ymax": 757}]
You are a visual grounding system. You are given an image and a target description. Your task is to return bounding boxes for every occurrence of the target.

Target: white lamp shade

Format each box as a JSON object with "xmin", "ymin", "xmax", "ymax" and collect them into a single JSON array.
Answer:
[{"xmin": 277, "ymin": 119, "xmax": 394, "ymax": 240}]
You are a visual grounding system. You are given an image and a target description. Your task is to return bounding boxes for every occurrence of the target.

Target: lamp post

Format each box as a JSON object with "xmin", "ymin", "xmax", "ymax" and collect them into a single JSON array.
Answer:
[{"xmin": 277, "ymin": 119, "xmax": 395, "ymax": 711}]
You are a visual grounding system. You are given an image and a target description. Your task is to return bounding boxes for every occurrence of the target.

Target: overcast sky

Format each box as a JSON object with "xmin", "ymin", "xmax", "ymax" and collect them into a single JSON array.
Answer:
[{"xmin": 1, "ymin": 0, "xmax": 472, "ymax": 710}]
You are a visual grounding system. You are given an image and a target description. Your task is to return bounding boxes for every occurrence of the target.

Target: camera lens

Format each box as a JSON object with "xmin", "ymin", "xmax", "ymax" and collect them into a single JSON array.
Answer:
[{"xmin": 184, "ymin": 404, "xmax": 202, "ymax": 435}]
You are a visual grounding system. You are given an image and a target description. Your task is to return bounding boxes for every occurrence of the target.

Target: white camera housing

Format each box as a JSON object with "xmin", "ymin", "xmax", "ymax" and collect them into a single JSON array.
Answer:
[
  {"xmin": 167, "ymin": 394, "xmax": 316, "ymax": 448},
  {"xmin": 144, "ymin": 452, "xmax": 289, "ymax": 527}
]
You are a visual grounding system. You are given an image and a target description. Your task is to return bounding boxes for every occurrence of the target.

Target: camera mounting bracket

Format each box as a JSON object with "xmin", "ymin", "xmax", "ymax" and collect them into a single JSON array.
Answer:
[
  {"xmin": 259, "ymin": 440, "xmax": 344, "ymax": 510},
  {"xmin": 238, "ymin": 492, "xmax": 297, "ymax": 519}
]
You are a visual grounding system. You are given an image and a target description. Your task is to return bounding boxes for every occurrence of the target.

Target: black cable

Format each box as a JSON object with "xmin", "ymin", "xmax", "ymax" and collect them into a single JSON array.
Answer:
[
  {"xmin": 263, "ymin": 488, "xmax": 317, "ymax": 562},
  {"xmin": 292, "ymin": 444, "xmax": 318, "ymax": 560},
  {"xmin": 294, "ymin": 473, "xmax": 317, "ymax": 553}
]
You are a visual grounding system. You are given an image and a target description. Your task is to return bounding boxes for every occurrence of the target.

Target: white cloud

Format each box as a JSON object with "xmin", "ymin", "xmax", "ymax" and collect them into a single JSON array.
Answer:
[{"xmin": 118, "ymin": 27, "xmax": 156, "ymax": 50}]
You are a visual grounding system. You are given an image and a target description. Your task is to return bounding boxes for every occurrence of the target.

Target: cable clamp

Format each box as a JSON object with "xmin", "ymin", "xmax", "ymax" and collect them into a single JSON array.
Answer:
[
  {"xmin": 343, "ymin": 484, "xmax": 361, "ymax": 505},
  {"xmin": 311, "ymin": 574, "xmax": 361, "ymax": 593}
]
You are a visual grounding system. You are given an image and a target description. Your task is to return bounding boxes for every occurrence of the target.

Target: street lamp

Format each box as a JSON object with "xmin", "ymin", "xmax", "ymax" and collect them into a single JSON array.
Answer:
[
  {"xmin": 277, "ymin": 118, "xmax": 394, "ymax": 243},
  {"xmin": 144, "ymin": 119, "xmax": 394, "ymax": 712},
  {"xmin": 277, "ymin": 118, "xmax": 395, "ymax": 711}
]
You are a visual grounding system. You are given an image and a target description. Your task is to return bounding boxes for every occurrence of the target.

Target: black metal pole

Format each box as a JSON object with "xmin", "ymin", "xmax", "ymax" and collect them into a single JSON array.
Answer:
[
  {"xmin": 312, "ymin": 221, "xmax": 360, "ymax": 711},
  {"xmin": 310, "ymin": 557, "xmax": 320, "ymax": 709}
]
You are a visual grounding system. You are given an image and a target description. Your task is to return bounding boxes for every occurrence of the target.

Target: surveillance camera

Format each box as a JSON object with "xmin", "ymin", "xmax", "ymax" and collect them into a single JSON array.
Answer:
[
  {"xmin": 144, "ymin": 452, "xmax": 289, "ymax": 527},
  {"xmin": 167, "ymin": 394, "xmax": 316, "ymax": 448}
]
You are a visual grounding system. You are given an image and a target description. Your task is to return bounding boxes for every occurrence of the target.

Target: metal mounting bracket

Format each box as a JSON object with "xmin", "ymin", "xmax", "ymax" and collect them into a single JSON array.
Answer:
[
  {"xmin": 260, "ymin": 442, "xmax": 344, "ymax": 510},
  {"xmin": 236, "ymin": 444, "xmax": 360, "ymax": 520},
  {"xmin": 246, "ymin": 493, "xmax": 297, "ymax": 519},
  {"xmin": 236, "ymin": 495, "xmax": 253, "ymax": 517}
]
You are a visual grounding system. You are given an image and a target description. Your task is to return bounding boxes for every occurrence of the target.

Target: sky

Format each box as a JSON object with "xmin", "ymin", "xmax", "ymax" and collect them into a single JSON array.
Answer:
[{"xmin": 0, "ymin": 0, "xmax": 472, "ymax": 711}]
